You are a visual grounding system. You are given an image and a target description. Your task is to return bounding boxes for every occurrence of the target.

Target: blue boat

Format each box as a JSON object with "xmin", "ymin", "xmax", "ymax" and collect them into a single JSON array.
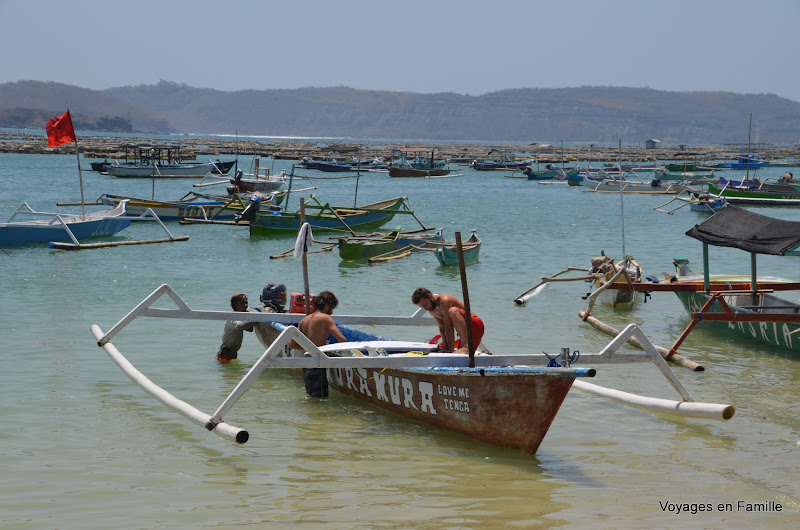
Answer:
[
  {"xmin": 0, "ymin": 201, "xmax": 131, "ymax": 246},
  {"xmin": 722, "ymin": 154, "xmax": 764, "ymax": 170}
]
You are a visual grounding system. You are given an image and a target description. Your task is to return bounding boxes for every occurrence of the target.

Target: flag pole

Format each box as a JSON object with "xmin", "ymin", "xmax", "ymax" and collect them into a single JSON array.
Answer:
[{"xmin": 67, "ymin": 109, "xmax": 86, "ymax": 220}]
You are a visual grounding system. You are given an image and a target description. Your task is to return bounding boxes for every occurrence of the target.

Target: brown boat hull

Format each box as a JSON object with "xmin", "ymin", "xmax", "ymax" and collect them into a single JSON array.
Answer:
[{"xmin": 326, "ymin": 365, "xmax": 577, "ymax": 454}]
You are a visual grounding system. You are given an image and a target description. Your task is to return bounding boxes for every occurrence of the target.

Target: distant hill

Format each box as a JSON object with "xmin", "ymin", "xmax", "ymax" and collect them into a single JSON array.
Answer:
[{"xmin": 1, "ymin": 80, "xmax": 798, "ymax": 144}]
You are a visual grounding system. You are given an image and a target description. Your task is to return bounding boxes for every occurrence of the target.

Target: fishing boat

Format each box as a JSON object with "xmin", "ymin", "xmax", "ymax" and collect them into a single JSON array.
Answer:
[
  {"xmin": 96, "ymin": 191, "xmax": 279, "ymax": 221},
  {"xmin": 513, "ymin": 253, "xmax": 643, "ymax": 310},
  {"xmin": 249, "ymin": 196, "xmax": 417, "ymax": 235},
  {"xmin": 524, "ymin": 166, "xmax": 580, "ymax": 181},
  {"xmin": 470, "ymin": 150, "xmax": 534, "ymax": 171},
  {"xmin": 388, "ymin": 148, "xmax": 452, "ymax": 178},
  {"xmin": 338, "ymin": 230, "xmax": 400, "ymax": 260},
  {"xmin": 0, "ymin": 201, "xmax": 132, "ymax": 246},
  {"xmin": 337, "ymin": 228, "xmax": 445, "ymax": 261},
  {"xmin": 722, "ymin": 154, "xmax": 765, "ymax": 170},
  {"xmin": 2, "ymin": 110, "xmax": 133, "ymax": 246},
  {"xmin": 433, "ymin": 232, "xmax": 481, "ymax": 266},
  {"xmin": 654, "ymin": 190, "xmax": 727, "ymax": 215},
  {"xmin": 89, "ymin": 283, "xmax": 734, "ymax": 453},
  {"xmin": 584, "ymin": 177, "xmax": 685, "ymax": 194},
  {"xmin": 602, "ymin": 207, "xmax": 800, "ymax": 354},
  {"xmin": 707, "ymin": 177, "xmax": 800, "ymax": 205},
  {"xmin": 106, "ymin": 144, "xmax": 235, "ymax": 178}
]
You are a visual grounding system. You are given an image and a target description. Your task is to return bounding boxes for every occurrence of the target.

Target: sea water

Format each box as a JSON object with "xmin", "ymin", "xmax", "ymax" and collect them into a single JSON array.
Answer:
[{"xmin": 1, "ymin": 151, "xmax": 798, "ymax": 528}]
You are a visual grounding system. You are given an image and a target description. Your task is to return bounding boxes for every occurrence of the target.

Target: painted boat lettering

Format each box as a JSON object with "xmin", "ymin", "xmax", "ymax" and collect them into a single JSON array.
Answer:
[
  {"xmin": 90, "ymin": 220, "xmax": 113, "ymax": 236},
  {"xmin": 688, "ymin": 295, "xmax": 795, "ymax": 350},
  {"xmin": 329, "ymin": 367, "xmax": 475, "ymax": 416}
]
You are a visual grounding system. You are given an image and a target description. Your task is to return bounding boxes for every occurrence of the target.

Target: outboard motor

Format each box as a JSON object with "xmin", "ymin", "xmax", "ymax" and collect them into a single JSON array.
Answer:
[
  {"xmin": 235, "ymin": 195, "xmax": 261, "ymax": 224},
  {"xmin": 260, "ymin": 283, "xmax": 287, "ymax": 312}
]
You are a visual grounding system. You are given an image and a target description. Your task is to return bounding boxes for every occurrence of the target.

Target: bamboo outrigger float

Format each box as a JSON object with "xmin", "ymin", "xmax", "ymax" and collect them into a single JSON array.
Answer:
[{"xmin": 90, "ymin": 283, "xmax": 734, "ymax": 452}]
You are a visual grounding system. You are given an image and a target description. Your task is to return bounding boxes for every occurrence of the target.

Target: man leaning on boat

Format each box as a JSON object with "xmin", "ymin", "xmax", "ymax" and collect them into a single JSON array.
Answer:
[{"xmin": 411, "ymin": 288, "xmax": 485, "ymax": 354}]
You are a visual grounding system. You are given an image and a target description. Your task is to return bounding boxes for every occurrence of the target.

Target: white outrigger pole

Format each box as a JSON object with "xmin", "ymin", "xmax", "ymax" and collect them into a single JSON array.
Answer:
[{"xmin": 90, "ymin": 284, "xmax": 734, "ymax": 444}]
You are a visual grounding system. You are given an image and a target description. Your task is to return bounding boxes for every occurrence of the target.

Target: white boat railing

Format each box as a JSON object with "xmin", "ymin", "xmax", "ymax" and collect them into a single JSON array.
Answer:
[{"xmin": 89, "ymin": 284, "xmax": 735, "ymax": 444}]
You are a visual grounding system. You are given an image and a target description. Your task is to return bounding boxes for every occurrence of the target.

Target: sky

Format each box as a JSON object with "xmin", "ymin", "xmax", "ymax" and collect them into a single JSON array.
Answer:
[{"xmin": 2, "ymin": 0, "xmax": 799, "ymax": 102}]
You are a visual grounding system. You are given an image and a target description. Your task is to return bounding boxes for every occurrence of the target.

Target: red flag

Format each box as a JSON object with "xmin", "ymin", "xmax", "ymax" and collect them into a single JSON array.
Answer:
[{"xmin": 46, "ymin": 110, "xmax": 76, "ymax": 147}]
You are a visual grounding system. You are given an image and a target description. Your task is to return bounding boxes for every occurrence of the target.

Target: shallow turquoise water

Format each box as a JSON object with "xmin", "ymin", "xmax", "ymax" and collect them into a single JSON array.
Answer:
[{"xmin": 1, "ymin": 151, "xmax": 798, "ymax": 528}]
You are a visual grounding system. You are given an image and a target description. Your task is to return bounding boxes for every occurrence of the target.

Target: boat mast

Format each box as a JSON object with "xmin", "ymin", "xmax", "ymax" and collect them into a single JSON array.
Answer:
[
  {"xmin": 745, "ymin": 113, "xmax": 752, "ymax": 182},
  {"xmin": 618, "ymin": 139, "xmax": 626, "ymax": 258}
]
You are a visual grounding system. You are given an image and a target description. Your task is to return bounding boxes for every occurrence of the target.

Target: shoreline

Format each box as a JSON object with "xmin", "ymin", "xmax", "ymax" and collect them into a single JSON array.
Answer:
[{"xmin": 1, "ymin": 129, "xmax": 798, "ymax": 164}]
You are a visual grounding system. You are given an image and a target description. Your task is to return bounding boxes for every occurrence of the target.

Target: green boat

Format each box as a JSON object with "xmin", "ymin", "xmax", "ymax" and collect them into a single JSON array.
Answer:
[
  {"xmin": 433, "ymin": 231, "xmax": 481, "ymax": 266},
  {"xmin": 669, "ymin": 207, "xmax": 800, "ymax": 354},
  {"xmin": 338, "ymin": 230, "xmax": 400, "ymax": 260},
  {"xmin": 249, "ymin": 196, "xmax": 415, "ymax": 236},
  {"xmin": 708, "ymin": 178, "xmax": 800, "ymax": 205}
]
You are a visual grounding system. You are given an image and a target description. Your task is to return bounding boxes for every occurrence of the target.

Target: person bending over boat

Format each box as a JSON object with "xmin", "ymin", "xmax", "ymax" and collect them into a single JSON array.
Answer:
[
  {"xmin": 288, "ymin": 291, "xmax": 347, "ymax": 397},
  {"xmin": 216, "ymin": 293, "xmax": 255, "ymax": 362},
  {"xmin": 412, "ymin": 287, "xmax": 484, "ymax": 354}
]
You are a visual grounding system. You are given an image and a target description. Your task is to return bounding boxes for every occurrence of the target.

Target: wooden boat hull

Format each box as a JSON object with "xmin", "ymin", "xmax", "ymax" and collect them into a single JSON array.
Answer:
[
  {"xmin": 434, "ymin": 233, "xmax": 481, "ymax": 266},
  {"xmin": 338, "ymin": 234, "xmax": 398, "ymax": 260},
  {"xmin": 326, "ymin": 364, "xmax": 576, "ymax": 454},
  {"xmin": 709, "ymin": 180, "xmax": 800, "ymax": 204},
  {"xmin": 389, "ymin": 167, "xmax": 451, "ymax": 178},
  {"xmin": 107, "ymin": 161, "xmax": 226, "ymax": 178},
  {"xmin": 674, "ymin": 291, "xmax": 800, "ymax": 354},
  {"xmin": 99, "ymin": 194, "xmax": 242, "ymax": 221},
  {"xmin": 249, "ymin": 197, "xmax": 407, "ymax": 235},
  {"xmin": 0, "ymin": 203, "xmax": 131, "ymax": 245}
]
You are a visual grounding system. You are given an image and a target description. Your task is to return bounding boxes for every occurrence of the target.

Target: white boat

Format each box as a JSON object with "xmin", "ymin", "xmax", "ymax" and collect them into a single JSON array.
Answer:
[
  {"xmin": 89, "ymin": 284, "xmax": 734, "ymax": 452},
  {"xmin": 106, "ymin": 144, "xmax": 235, "ymax": 178},
  {"xmin": 0, "ymin": 201, "xmax": 131, "ymax": 246}
]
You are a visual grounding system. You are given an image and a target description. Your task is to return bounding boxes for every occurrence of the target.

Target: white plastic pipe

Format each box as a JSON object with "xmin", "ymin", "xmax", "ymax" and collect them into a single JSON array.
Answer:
[
  {"xmin": 90, "ymin": 325, "xmax": 248, "ymax": 443},
  {"xmin": 572, "ymin": 380, "xmax": 735, "ymax": 421}
]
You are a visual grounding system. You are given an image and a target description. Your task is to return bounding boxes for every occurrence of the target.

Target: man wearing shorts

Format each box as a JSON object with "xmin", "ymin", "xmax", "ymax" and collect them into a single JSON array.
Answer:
[{"xmin": 411, "ymin": 287, "xmax": 484, "ymax": 354}]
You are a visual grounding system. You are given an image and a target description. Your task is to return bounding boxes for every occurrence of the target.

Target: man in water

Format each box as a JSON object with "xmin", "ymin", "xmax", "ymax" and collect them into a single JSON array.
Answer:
[
  {"xmin": 289, "ymin": 290, "xmax": 347, "ymax": 397},
  {"xmin": 290, "ymin": 290, "xmax": 347, "ymax": 348},
  {"xmin": 216, "ymin": 293, "xmax": 255, "ymax": 362},
  {"xmin": 411, "ymin": 287, "xmax": 484, "ymax": 354}
]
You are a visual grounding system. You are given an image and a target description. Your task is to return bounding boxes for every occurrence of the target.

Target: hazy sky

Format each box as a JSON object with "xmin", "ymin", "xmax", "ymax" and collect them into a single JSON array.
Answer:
[{"xmin": 3, "ymin": 0, "xmax": 799, "ymax": 102}]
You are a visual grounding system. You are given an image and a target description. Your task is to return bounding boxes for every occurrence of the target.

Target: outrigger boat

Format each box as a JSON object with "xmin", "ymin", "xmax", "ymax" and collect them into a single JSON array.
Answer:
[
  {"xmin": 0, "ymin": 201, "xmax": 132, "ymax": 246},
  {"xmin": 388, "ymin": 148, "xmax": 453, "ymax": 178},
  {"xmin": 90, "ymin": 283, "xmax": 734, "ymax": 452},
  {"xmin": 514, "ymin": 253, "xmax": 643, "ymax": 310},
  {"xmin": 602, "ymin": 207, "xmax": 800, "ymax": 354},
  {"xmin": 249, "ymin": 196, "xmax": 420, "ymax": 236},
  {"xmin": 336, "ymin": 228, "xmax": 444, "ymax": 261},
  {"xmin": 433, "ymin": 231, "xmax": 481, "ymax": 266}
]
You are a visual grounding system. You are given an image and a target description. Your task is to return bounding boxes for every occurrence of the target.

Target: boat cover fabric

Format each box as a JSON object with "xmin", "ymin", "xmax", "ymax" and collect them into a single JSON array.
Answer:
[{"xmin": 685, "ymin": 205, "xmax": 800, "ymax": 255}]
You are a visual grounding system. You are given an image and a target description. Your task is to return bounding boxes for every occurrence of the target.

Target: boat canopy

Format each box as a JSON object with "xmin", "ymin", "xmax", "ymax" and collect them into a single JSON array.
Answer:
[{"xmin": 685, "ymin": 205, "xmax": 800, "ymax": 256}]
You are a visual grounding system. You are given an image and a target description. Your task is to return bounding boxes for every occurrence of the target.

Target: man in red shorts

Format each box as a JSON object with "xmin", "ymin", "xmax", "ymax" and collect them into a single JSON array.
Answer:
[{"xmin": 411, "ymin": 287, "xmax": 484, "ymax": 354}]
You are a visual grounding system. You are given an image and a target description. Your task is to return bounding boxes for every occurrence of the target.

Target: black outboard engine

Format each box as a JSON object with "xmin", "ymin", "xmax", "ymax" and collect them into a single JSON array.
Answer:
[
  {"xmin": 235, "ymin": 195, "xmax": 261, "ymax": 224},
  {"xmin": 260, "ymin": 283, "xmax": 287, "ymax": 312}
]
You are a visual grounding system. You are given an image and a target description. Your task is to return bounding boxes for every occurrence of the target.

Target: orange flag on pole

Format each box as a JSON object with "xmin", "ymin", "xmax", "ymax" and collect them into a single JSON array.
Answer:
[{"xmin": 46, "ymin": 110, "xmax": 77, "ymax": 147}]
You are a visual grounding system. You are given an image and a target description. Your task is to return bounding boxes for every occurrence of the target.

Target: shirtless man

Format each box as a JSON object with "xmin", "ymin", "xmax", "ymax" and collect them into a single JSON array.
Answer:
[
  {"xmin": 289, "ymin": 291, "xmax": 346, "ymax": 398},
  {"xmin": 412, "ymin": 287, "xmax": 484, "ymax": 354},
  {"xmin": 290, "ymin": 290, "xmax": 347, "ymax": 350}
]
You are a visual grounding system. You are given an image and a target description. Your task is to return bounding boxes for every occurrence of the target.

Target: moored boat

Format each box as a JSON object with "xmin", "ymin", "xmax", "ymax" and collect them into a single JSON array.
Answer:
[
  {"xmin": 106, "ymin": 144, "xmax": 235, "ymax": 178},
  {"xmin": 603, "ymin": 207, "xmax": 800, "ymax": 354},
  {"xmin": 89, "ymin": 284, "xmax": 734, "ymax": 452},
  {"xmin": 249, "ymin": 196, "xmax": 416, "ymax": 235},
  {"xmin": 0, "ymin": 201, "xmax": 131, "ymax": 245},
  {"xmin": 388, "ymin": 148, "xmax": 452, "ymax": 178},
  {"xmin": 433, "ymin": 231, "xmax": 481, "ymax": 266}
]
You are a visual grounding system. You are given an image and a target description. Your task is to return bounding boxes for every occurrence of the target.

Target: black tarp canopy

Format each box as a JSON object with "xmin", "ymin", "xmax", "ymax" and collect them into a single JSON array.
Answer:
[{"xmin": 686, "ymin": 206, "xmax": 800, "ymax": 256}]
